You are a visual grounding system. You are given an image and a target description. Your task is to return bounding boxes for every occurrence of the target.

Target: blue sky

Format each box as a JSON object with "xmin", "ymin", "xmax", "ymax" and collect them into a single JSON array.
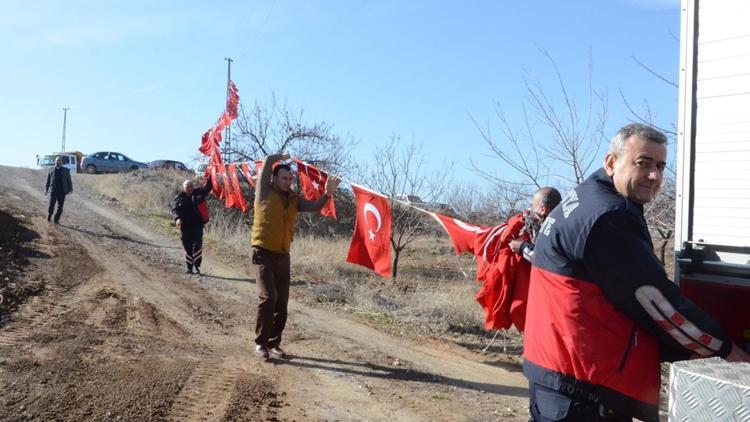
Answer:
[{"xmin": 0, "ymin": 0, "xmax": 680, "ymax": 187}]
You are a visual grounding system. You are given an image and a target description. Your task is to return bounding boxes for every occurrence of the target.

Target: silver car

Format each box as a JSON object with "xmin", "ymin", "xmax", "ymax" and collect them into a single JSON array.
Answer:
[{"xmin": 81, "ymin": 151, "xmax": 148, "ymax": 174}]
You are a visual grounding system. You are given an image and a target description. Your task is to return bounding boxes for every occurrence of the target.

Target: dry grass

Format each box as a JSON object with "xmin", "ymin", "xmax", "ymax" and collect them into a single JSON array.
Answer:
[
  {"xmin": 83, "ymin": 169, "xmax": 191, "ymax": 212},
  {"xmin": 79, "ymin": 172, "xmax": 523, "ymax": 361}
]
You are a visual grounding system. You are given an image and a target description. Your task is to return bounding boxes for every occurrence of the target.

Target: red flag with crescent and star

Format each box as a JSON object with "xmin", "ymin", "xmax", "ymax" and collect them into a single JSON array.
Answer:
[
  {"xmin": 228, "ymin": 163, "xmax": 248, "ymax": 212},
  {"xmin": 346, "ymin": 183, "xmax": 392, "ymax": 278},
  {"xmin": 294, "ymin": 159, "xmax": 336, "ymax": 219},
  {"xmin": 429, "ymin": 212, "xmax": 483, "ymax": 255},
  {"xmin": 210, "ymin": 164, "xmax": 224, "ymax": 199}
]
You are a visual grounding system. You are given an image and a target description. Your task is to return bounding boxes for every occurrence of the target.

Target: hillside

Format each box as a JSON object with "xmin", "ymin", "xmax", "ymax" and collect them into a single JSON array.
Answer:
[{"xmin": 0, "ymin": 165, "xmax": 528, "ymax": 421}]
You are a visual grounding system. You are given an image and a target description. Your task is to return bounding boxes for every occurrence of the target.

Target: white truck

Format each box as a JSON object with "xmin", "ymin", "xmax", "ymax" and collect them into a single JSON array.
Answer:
[
  {"xmin": 675, "ymin": 0, "xmax": 750, "ymax": 355},
  {"xmin": 36, "ymin": 152, "xmax": 83, "ymax": 173}
]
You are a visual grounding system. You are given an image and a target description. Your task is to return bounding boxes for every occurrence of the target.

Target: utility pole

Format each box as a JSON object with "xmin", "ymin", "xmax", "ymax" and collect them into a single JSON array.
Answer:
[
  {"xmin": 61, "ymin": 107, "xmax": 69, "ymax": 153},
  {"xmin": 224, "ymin": 57, "xmax": 233, "ymax": 163}
]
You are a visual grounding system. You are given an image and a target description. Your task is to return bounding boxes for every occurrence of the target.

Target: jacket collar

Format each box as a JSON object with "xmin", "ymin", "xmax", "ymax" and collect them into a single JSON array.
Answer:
[{"xmin": 589, "ymin": 167, "xmax": 644, "ymax": 214}]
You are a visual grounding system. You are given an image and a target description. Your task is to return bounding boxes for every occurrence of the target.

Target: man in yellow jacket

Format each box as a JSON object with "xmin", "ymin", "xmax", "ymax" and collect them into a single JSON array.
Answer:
[{"xmin": 251, "ymin": 153, "xmax": 341, "ymax": 359}]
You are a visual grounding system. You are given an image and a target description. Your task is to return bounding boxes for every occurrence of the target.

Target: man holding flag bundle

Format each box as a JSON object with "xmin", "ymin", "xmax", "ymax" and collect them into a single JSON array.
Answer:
[
  {"xmin": 251, "ymin": 153, "xmax": 340, "ymax": 360},
  {"xmin": 171, "ymin": 176, "xmax": 213, "ymax": 274}
]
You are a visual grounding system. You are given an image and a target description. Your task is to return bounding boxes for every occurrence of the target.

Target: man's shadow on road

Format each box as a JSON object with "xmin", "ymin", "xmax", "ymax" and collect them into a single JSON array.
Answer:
[
  {"xmin": 199, "ymin": 274, "xmax": 306, "ymax": 287},
  {"xmin": 60, "ymin": 224, "xmax": 179, "ymax": 249},
  {"xmin": 272, "ymin": 354, "xmax": 527, "ymax": 398}
]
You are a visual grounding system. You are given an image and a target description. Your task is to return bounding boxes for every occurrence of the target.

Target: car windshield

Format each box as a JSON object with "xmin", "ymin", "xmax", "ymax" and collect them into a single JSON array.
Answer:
[{"xmin": 39, "ymin": 155, "xmax": 56, "ymax": 166}]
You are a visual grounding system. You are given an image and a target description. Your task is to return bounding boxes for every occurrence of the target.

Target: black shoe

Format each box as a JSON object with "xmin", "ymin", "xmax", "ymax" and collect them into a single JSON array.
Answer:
[
  {"xmin": 185, "ymin": 267, "xmax": 193, "ymax": 274},
  {"xmin": 194, "ymin": 267, "xmax": 201, "ymax": 275},
  {"xmin": 47, "ymin": 214, "xmax": 52, "ymax": 222},
  {"xmin": 54, "ymin": 220, "xmax": 60, "ymax": 225}
]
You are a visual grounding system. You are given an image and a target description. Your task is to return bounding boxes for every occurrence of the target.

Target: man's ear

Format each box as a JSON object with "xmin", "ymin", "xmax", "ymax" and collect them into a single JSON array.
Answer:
[{"xmin": 604, "ymin": 153, "xmax": 617, "ymax": 177}]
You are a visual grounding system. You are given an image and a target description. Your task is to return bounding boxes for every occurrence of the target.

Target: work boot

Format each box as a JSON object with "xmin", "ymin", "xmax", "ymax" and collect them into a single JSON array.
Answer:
[
  {"xmin": 255, "ymin": 345, "xmax": 270, "ymax": 359},
  {"xmin": 194, "ymin": 267, "xmax": 201, "ymax": 275},
  {"xmin": 47, "ymin": 214, "xmax": 52, "ymax": 222},
  {"xmin": 185, "ymin": 266, "xmax": 193, "ymax": 274}
]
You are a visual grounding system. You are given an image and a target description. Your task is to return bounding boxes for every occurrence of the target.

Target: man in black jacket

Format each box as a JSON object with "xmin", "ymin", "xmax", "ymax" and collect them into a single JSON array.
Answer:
[
  {"xmin": 171, "ymin": 177, "xmax": 212, "ymax": 274},
  {"xmin": 523, "ymin": 123, "xmax": 750, "ymax": 422},
  {"xmin": 44, "ymin": 156, "xmax": 73, "ymax": 224}
]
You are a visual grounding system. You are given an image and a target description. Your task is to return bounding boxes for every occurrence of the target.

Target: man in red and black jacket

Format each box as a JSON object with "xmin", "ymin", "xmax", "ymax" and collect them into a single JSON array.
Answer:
[
  {"xmin": 171, "ymin": 177, "xmax": 212, "ymax": 274},
  {"xmin": 523, "ymin": 123, "xmax": 750, "ymax": 422}
]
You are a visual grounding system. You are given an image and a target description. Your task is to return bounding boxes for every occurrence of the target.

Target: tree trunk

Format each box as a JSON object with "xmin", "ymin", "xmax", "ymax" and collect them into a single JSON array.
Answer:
[{"xmin": 392, "ymin": 249, "xmax": 401, "ymax": 280}]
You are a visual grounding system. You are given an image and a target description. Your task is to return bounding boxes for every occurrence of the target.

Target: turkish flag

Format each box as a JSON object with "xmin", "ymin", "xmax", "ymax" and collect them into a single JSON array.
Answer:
[
  {"xmin": 346, "ymin": 184, "xmax": 392, "ymax": 278},
  {"xmin": 210, "ymin": 164, "xmax": 223, "ymax": 199},
  {"xmin": 474, "ymin": 223, "xmax": 509, "ymax": 281},
  {"xmin": 217, "ymin": 164, "xmax": 236, "ymax": 208},
  {"xmin": 294, "ymin": 159, "xmax": 336, "ymax": 219},
  {"xmin": 228, "ymin": 163, "xmax": 248, "ymax": 212},
  {"xmin": 430, "ymin": 212, "xmax": 482, "ymax": 255},
  {"xmin": 240, "ymin": 162, "xmax": 257, "ymax": 188}
]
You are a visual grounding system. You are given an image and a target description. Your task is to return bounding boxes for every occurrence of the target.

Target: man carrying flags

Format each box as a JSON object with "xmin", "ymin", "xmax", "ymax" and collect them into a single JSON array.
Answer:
[
  {"xmin": 474, "ymin": 187, "xmax": 561, "ymax": 332},
  {"xmin": 171, "ymin": 176, "xmax": 213, "ymax": 274},
  {"xmin": 251, "ymin": 153, "xmax": 341, "ymax": 360}
]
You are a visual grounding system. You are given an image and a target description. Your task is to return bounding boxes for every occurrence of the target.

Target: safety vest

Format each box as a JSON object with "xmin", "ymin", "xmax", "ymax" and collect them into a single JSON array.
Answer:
[{"xmin": 251, "ymin": 186, "xmax": 299, "ymax": 253}]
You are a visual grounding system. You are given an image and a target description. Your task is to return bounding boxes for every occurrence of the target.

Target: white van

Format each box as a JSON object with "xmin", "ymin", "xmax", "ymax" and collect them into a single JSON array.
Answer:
[{"xmin": 37, "ymin": 153, "xmax": 79, "ymax": 173}]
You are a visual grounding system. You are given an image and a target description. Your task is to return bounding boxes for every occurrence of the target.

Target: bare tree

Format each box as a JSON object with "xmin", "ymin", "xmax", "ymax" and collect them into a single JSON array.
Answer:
[
  {"xmin": 620, "ymin": 53, "xmax": 680, "ymax": 264},
  {"xmin": 231, "ymin": 93, "xmax": 356, "ymax": 174},
  {"xmin": 470, "ymin": 49, "xmax": 608, "ymax": 194},
  {"xmin": 446, "ymin": 182, "xmax": 526, "ymax": 226},
  {"xmin": 367, "ymin": 136, "xmax": 452, "ymax": 279}
]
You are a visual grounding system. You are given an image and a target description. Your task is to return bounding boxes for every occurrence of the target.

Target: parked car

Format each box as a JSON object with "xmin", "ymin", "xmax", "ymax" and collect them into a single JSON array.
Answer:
[
  {"xmin": 148, "ymin": 160, "xmax": 189, "ymax": 172},
  {"xmin": 194, "ymin": 163, "xmax": 209, "ymax": 177},
  {"xmin": 80, "ymin": 152, "xmax": 148, "ymax": 174}
]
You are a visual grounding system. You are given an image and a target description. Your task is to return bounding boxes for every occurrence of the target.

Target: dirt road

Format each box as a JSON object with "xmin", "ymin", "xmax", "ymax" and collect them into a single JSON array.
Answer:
[{"xmin": 0, "ymin": 165, "xmax": 528, "ymax": 421}]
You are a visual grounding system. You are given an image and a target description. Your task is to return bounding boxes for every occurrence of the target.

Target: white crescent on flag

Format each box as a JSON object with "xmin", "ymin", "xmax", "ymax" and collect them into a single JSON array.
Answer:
[
  {"xmin": 480, "ymin": 225, "xmax": 506, "ymax": 262},
  {"xmin": 364, "ymin": 202, "xmax": 382, "ymax": 232}
]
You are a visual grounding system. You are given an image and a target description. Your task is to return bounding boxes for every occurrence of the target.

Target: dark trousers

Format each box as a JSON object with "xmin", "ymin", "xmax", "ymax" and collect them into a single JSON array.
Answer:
[
  {"xmin": 529, "ymin": 382, "xmax": 632, "ymax": 422},
  {"xmin": 48, "ymin": 191, "xmax": 66, "ymax": 223},
  {"xmin": 252, "ymin": 247, "xmax": 290, "ymax": 348},
  {"xmin": 180, "ymin": 225, "xmax": 203, "ymax": 269}
]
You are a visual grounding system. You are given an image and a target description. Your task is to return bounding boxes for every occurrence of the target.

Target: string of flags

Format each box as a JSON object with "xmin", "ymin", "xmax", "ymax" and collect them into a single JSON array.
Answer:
[{"xmin": 196, "ymin": 79, "xmax": 527, "ymax": 332}]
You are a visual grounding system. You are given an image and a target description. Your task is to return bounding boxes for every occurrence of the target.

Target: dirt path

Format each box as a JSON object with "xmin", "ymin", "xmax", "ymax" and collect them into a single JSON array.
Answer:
[{"xmin": 0, "ymin": 165, "xmax": 528, "ymax": 421}]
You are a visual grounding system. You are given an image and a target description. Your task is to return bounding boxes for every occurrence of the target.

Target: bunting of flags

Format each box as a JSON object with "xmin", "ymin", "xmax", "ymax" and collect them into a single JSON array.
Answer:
[{"xmin": 192, "ymin": 78, "xmax": 531, "ymax": 333}]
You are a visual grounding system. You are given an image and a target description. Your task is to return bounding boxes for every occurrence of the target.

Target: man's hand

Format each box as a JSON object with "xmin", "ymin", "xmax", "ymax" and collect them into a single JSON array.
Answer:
[
  {"xmin": 509, "ymin": 239, "xmax": 523, "ymax": 254},
  {"xmin": 726, "ymin": 344, "xmax": 750, "ymax": 363},
  {"xmin": 324, "ymin": 175, "xmax": 342, "ymax": 196},
  {"xmin": 175, "ymin": 219, "xmax": 182, "ymax": 229}
]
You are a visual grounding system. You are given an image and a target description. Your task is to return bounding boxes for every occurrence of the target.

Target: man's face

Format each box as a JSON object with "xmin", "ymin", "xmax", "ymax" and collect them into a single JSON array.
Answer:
[
  {"xmin": 183, "ymin": 182, "xmax": 194, "ymax": 195},
  {"xmin": 273, "ymin": 168, "xmax": 294, "ymax": 192},
  {"xmin": 604, "ymin": 135, "xmax": 667, "ymax": 204},
  {"xmin": 530, "ymin": 193, "xmax": 548, "ymax": 223},
  {"xmin": 55, "ymin": 157, "xmax": 63, "ymax": 167}
]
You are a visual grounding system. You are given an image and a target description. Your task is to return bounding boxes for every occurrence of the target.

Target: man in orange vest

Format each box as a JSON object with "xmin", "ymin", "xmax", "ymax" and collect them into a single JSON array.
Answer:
[{"xmin": 251, "ymin": 153, "xmax": 340, "ymax": 360}]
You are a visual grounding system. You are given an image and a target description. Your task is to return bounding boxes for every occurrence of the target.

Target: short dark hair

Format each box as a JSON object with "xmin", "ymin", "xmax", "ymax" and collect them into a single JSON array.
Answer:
[
  {"xmin": 273, "ymin": 163, "xmax": 292, "ymax": 177},
  {"xmin": 537, "ymin": 187, "xmax": 562, "ymax": 210}
]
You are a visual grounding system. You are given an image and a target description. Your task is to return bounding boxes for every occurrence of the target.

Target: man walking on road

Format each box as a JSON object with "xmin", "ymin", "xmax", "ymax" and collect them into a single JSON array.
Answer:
[
  {"xmin": 44, "ymin": 156, "xmax": 73, "ymax": 224},
  {"xmin": 251, "ymin": 153, "xmax": 340, "ymax": 360},
  {"xmin": 171, "ymin": 177, "xmax": 212, "ymax": 274},
  {"xmin": 523, "ymin": 123, "xmax": 750, "ymax": 422}
]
